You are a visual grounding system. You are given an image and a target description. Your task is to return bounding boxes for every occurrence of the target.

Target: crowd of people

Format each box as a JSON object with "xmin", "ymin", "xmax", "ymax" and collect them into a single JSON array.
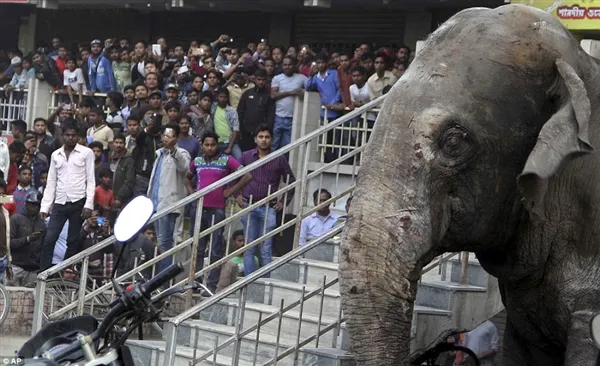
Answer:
[{"xmin": 0, "ymin": 34, "xmax": 412, "ymax": 295}]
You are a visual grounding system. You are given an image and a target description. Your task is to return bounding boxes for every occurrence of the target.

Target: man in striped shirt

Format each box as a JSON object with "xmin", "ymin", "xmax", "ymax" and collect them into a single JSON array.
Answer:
[
  {"xmin": 185, "ymin": 131, "xmax": 251, "ymax": 293},
  {"xmin": 236, "ymin": 124, "xmax": 295, "ymax": 276}
]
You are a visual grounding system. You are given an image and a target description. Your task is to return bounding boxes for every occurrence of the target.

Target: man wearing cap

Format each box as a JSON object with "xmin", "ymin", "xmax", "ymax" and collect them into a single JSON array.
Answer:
[
  {"xmin": 88, "ymin": 39, "xmax": 116, "ymax": 95},
  {"xmin": 3, "ymin": 57, "xmax": 28, "ymax": 94},
  {"xmin": 139, "ymin": 90, "xmax": 169, "ymax": 127},
  {"xmin": 165, "ymin": 83, "xmax": 180, "ymax": 103},
  {"xmin": 9, "ymin": 191, "xmax": 46, "ymax": 286}
]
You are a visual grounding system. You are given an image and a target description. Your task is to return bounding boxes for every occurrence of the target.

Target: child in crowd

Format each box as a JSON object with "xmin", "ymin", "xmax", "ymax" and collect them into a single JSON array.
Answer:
[
  {"xmin": 63, "ymin": 55, "xmax": 86, "ymax": 106},
  {"xmin": 38, "ymin": 170, "xmax": 48, "ymax": 195},
  {"xmin": 216, "ymin": 230, "xmax": 259, "ymax": 293},
  {"xmin": 94, "ymin": 168, "xmax": 114, "ymax": 216}
]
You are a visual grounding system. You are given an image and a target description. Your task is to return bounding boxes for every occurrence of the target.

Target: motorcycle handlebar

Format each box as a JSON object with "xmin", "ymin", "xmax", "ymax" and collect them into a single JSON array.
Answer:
[
  {"xmin": 44, "ymin": 263, "xmax": 184, "ymax": 362},
  {"xmin": 139, "ymin": 263, "xmax": 184, "ymax": 297}
]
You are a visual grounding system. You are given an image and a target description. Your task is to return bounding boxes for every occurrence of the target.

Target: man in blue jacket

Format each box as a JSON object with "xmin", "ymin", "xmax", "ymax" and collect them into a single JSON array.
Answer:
[{"xmin": 88, "ymin": 39, "xmax": 116, "ymax": 94}]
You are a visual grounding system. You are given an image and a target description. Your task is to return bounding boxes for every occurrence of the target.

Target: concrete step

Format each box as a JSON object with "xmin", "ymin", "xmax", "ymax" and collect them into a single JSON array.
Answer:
[
  {"xmin": 271, "ymin": 257, "xmax": 340, "ymax": 290},
  {"xmin": 195, "ymin": 299, "xmax": 347, "ymax": 351},
  {"xmin": 172, "ymin": 318, "xmax": 331, "ymax": 365},
  {"xmin": 126, "ymin": 339, "xmax": 255, "ymax": 366},
  {"xmin": 416, "ymin": 280, "xmax": 487, "ymax": 311},
  {"xmin": 303, "ymin": 238, "xmax": 340, "ymax": 263},
  {"xmin": 246, "ymin": 277, "xmax": 341, "ymax": 318}
]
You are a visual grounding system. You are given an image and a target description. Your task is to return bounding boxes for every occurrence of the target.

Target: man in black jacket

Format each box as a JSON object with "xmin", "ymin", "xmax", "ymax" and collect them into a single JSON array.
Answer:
[
  {"xmin": 9, "ymin": 191, "xmax": 46, "ymax": 287},
  {"xmin": 110, "ymin": 133, "xmax": 135, "ymax": 208},
  {"xmin": 132, "ymin": 113, "xmax": 162, "ymax": 197},
  {"xmin": 237, "ymin": 69, "xmax": 275, "ymax": 152}
]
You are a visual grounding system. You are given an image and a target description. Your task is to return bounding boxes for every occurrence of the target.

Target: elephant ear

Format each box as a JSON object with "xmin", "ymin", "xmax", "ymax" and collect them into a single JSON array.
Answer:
[{"xmin": 517, "ymin": 59, "xmax": 594, "ymax": 224}]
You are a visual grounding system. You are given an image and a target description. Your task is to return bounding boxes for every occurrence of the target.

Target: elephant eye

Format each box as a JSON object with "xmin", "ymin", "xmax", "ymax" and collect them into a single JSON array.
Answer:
[{"xmin": 440, "ymin": 127, "xmax": 471, "ymax": 158}]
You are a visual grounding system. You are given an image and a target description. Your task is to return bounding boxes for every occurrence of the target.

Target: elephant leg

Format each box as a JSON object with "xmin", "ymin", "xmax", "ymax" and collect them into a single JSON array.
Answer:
[
  {"xmin": 564, "ymin": 310, "xmax": 598, "ymax": 365},
  {"xmin": 502, "ymin": 318, "xmax": 531, "ymax": 366}
]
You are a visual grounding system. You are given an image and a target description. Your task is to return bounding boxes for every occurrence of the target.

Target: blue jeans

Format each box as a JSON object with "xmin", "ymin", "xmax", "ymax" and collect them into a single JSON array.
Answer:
[
  {"xmin": 155, "ymin": 213, "xmax": 178, "ymax": 274},
  {"xmin": 0, "ymin": 256, "xmax": 7, "ymax": 284},
  {"xmin": 194, "ymin": 208, "xmax": 226, "ymax": 292},
  {"xmin": 272, "ymin": 116, "xmax": 293, "ymax": 151},
  {"xmin": 241, "ymin": 205, "xmax": 277, "ymax": 277},
  {"xmin": 218, "ymin": 142, "xmax": 242, "ymax": 161}
]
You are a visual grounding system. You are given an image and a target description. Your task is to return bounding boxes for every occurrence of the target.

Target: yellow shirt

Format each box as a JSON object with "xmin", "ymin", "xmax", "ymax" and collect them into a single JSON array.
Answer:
[
  {"xmin": 367, "ymin": 70, "xmax": 398, "ymax": 100},
  {"xmin": 87, "ymin": 124, "xmax": 114, "ymax": 150},
  {"xmin": 227, "ymin": 82, "xmax": 255, "ymax": 109}
]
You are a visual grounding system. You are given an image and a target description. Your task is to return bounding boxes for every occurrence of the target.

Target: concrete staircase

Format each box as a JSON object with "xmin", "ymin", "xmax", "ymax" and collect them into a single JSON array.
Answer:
[{"xmin": 126, "ymin": 239, "xmax": 501, "ymax": 366}]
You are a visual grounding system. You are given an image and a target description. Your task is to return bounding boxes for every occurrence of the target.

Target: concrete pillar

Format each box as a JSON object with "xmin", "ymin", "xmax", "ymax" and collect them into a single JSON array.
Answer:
[
  {"xmin": 581, "ymin": 39, "xmax": 600, "ymax": 58},
  {"xmin": 18, "ymin": 12, "xmax": 36, "ymax": 54},
  {"xmin": 268, "ymin": 13, "xmax": 293, "ymax": 47},
  {"xmin": 403, "ymin": 11, "xmax": 433, "ymax": 54},
  {"xmin": 289, "ymin": 91, "xmax": 322, "ymax": 215}
]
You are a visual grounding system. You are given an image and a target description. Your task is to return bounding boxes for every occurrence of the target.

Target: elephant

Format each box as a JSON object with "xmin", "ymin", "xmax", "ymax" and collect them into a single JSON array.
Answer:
[{"xmin": 339, "ymin": 4, "xmax": 600, "ymax": 366}]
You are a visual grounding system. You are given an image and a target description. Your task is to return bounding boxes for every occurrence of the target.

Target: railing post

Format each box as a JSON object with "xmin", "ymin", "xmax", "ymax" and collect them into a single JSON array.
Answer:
[
  {"xmin": 32, "ymin": 279, "xmax": 47, "ymax": 334},
  {"xmin": 187, "ymin": 196, "xmax": 205, "ymax": 309},
  {"xmin": 77, "ymin": 256, "xmax": 90, "ymax": 315},
  {"xmin": 460, "ymin": 251, "xmax": 470, "ymax": 285},
  {"xmin": 163, "ymin": 322, "xmax": 178, "ymax": 366},
  {"xmin": 292, "ymin": 142, "xmax": 312, "ymax": 250}
]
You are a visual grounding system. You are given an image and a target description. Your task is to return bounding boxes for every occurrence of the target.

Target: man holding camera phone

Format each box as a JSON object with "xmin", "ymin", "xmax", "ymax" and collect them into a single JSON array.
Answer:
[
  {"xmin": 9, "ymin": 191, "xmax": 46, "ymax": 286},
  {"xmin": 132, "ymin": 108, "xmax": 164, "ymax": 196}
]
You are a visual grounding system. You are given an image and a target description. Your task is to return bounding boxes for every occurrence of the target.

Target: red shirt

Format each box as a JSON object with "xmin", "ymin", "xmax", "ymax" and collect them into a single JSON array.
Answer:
[
  {"xmin": 191, "ymin": 61, "xmax": 206, "ymax": 78},
  {"xmin": 337, "ymin": 66, "xmax": 353, "ymax": 107},
  {"xmin": 55, "ymin": 57, "xmax": 66, "ymax": 80},
  {"xmin": 298, "ymin": 63, "xmax": 311, "ymax": 78},
  {"xmin": 6, "ymin": 163, "xmax": 17, "ymax": 194},
  {"xmin": 4, "ymin": 201, "xmax": 16, "ymax": 216},
  {"xmin": 94, "ymin": 185, "xmax": 114, "ymax": 209}
]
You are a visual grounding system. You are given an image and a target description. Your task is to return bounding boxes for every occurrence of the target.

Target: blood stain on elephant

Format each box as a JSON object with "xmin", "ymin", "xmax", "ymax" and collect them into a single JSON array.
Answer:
[
  {"xmin": 415, "ymin": 151, "xmax": 424, "ymax": 159},
  {"xmin": 400, "ymin": 216, "xmax": 413, "ymax": 230}
]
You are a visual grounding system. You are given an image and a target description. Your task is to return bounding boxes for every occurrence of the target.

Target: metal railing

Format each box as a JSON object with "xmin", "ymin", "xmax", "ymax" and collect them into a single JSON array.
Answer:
[
  {"xmin": 32, "ymin": 91, "xmax": 476, "ymax": 365},
  {"xmin": 46, "ymin": 90, "xmax": 109, "ymax": 124},
  {"xmin": 0, "ymin": 79, "xmax": 34, "ymax": 134},
  {"xmin": 163, "ymin": 224, "xmax": 346, "ymax": 366},
  {"xmin": 32, "ymin": 94, "xmax": 387, "ymax": 333},
  {"xmin": 317, "ymin": 106, "xmax": 380, "ymax": 165}
]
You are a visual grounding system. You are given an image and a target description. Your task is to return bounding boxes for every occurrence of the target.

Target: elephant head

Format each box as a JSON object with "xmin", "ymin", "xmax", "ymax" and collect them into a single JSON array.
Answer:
[{"xmin": 339, "ymin": 4, "xmax": 598, "ymax": 365}]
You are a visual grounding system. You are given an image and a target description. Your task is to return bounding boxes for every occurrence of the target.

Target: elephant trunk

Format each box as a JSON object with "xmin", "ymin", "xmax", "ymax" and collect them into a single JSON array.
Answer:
[{"xmin": 340, "ymin": 139, "xmax": 440, "ymax": 365}]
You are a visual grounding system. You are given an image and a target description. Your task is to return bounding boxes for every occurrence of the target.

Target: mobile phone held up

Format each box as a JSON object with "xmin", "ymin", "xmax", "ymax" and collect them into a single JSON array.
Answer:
[
  {"xmin": 152, "ymin": 44, "xmax": 162, "ymax": 56},
  {"xmin": 97, "ymin": 216, "xmax": 106, "ymax": 226}
]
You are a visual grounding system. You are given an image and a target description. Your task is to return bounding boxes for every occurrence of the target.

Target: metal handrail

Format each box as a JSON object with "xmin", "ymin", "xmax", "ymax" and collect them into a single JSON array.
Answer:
[
  {"xmin": 163, "ymin": 224, "xmax": 345, "ymax": 366},
  {"xmin": 46, "ymin": 184, "xmax": 354, "ymax": 320},
  {"xmin": 163, "ymin": 224, "xmax": 464, "ymax": 365},
  {"xmin": 36, "ymin": 93, "xmax": 387, "ymax": 279}
]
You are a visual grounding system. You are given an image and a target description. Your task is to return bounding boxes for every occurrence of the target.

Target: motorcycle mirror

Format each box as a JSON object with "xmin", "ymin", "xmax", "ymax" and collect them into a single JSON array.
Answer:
[
  {"xmin": 591, "ymin": 313, "xmax": 600, "ymax": 348},
  {"xmin": 114, "ymin": 196, "xmax": 154, "ymax": 243},
  {"xmin": 111, "ymin": 196, "xmax": 154, "ymax": 283}
]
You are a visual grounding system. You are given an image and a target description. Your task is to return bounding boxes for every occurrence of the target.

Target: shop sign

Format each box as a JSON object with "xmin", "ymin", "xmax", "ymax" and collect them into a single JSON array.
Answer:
[{"xmin": 513, "ymin": 0, "xmax": 600, "ymax": 30}]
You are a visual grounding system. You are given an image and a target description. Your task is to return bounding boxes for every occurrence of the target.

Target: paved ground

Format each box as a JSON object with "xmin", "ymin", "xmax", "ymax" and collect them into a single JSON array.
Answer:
[{"xmin": 0, "ymin": 335, "xmax": 28, "ymax": 363}]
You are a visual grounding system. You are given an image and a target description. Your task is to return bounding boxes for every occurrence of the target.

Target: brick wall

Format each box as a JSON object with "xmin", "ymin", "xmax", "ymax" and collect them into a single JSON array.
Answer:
[
  {"xmin": 2, "ymin": 286, "xmax": 206, "ymax": 338},
  {"xmin": 3, "ymin": 286, "xmax": 34, "ymax": 336}
]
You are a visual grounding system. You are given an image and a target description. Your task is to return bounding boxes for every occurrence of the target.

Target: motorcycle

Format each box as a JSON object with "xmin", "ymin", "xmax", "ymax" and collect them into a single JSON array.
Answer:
[
  {"xmin": 410, "ymin": 329, "xmax": 481, "ymax": 366},
  {"xmin": 590, "ymin": 313, "xmax": 600, "ymax": 366},
  {"xmin": 16, "ymin": 196, "xmax": 207, "ymax": 366}
]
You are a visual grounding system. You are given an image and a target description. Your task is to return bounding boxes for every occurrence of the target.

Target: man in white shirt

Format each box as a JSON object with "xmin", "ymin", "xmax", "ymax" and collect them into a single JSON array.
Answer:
[
  {"xmin": 270, "ymin": 56, "xmax": 307, "ymax": 150},
  {"xmin": 349, "ymin": 65, "xmax": 377, "ymax": 125},
  {"xmin": 463, "ymin": 320, "xmax": 500, "ymax": 366},
  {"xmin": 39, "ymin": 119, "xmax": 95, "ymax": 271},
  {"xmin": 299, "ymin": 188, "xmax": 339, "ymax": 246},
  {"xmin": 367, "ymin": 53, "xmax": 398, "ymax": 100}
]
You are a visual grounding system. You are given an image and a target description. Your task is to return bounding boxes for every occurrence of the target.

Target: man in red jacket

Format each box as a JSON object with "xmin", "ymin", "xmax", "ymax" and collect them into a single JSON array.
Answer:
[{"xmin": 7, "ymin": 141, "xmax": 26, "ymax": 194}]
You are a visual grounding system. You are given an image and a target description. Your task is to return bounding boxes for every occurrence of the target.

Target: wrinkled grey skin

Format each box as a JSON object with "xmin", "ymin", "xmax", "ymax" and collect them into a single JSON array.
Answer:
[{"xmin": 339, "ymin": 4, "xmax": 600, "ymax": 366}]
